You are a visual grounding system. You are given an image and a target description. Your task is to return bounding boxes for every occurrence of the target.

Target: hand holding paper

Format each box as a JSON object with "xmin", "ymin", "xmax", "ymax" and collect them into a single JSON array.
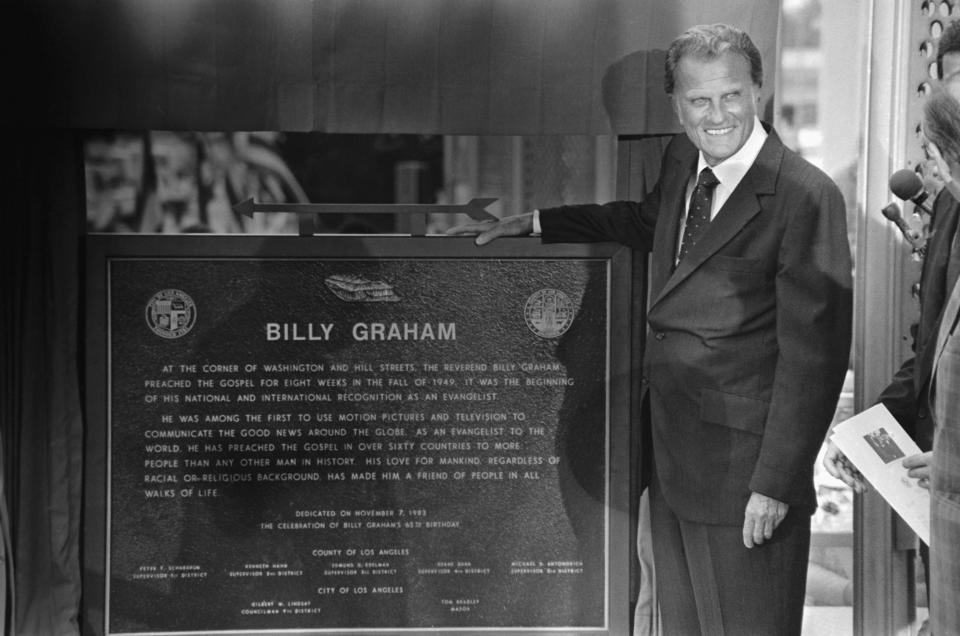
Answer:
[
  {"xmin": 822, "ymin": 439, "xmax": 868, "ymax": 493},
  {"xmin": 902, "ymin": 451, "xmax": 933, "ymax": 489},
  {"xmin": 829, "ymin": 404, "xmax": 930, "ymax": 544}
]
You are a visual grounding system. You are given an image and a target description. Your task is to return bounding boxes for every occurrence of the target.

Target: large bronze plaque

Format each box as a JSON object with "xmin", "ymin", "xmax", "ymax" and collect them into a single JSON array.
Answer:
[{"xmin": 84, "ymin": 235, "xmax": 633, "ymax": 635}]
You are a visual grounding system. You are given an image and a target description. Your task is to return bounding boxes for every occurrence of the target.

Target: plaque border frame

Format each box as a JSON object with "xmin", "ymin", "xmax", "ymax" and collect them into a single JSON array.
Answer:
[{"xmin": 83, "ymin": 234, "xmax": 636, "ymax": 636}]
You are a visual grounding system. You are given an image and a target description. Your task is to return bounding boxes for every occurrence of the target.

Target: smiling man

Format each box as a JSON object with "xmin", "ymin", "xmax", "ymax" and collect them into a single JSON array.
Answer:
[
  {"xmin": 667, "ymin": 39, "xmax": 761, "ymax": 167},
  {"xmin": 449, "ymin": 23, "xmax": 852, "ymax": 635}
]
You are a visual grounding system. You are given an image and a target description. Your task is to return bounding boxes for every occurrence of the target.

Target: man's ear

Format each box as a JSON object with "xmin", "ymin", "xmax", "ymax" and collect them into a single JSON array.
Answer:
[{"xmin": 948, "ymin": 157, "xmax": 960, "ymax": 180}]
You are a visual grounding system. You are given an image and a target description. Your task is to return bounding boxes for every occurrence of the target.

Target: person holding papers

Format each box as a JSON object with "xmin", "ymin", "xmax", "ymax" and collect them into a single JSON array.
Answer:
[
  {"xmin": 830, "ymin": 86, "xmax": 960, "ymax": 635},
  {"xmin": 823, "ymin": 24, "xmax": 960, "ymax": 495},
  {"xmin": 824, "ymin": 34, "xmax": 960, "ymax": 636}
]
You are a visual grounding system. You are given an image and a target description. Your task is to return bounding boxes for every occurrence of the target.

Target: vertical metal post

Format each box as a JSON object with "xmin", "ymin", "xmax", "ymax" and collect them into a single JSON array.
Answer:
[{"xmin": 854, "ymin": 1, "xmax": 918, "ymax": 634}]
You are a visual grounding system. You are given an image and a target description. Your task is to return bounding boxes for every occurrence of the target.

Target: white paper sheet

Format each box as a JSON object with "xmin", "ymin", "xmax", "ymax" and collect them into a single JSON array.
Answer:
[{"xmin": 830, "ymin": 404, "xmax": 930, "ymax": 544}]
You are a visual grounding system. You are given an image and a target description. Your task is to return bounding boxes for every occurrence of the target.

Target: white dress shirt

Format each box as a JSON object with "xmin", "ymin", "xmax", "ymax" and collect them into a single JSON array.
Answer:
[{"xmin": 677, "ymin": 117, "xmax": 768, "ymax": 257}]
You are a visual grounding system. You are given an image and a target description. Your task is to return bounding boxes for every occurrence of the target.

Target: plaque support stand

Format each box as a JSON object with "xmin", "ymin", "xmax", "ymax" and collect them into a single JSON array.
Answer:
[{"xmin": 233, "ymin": 197, "xmax": 499, "ymax": 237}]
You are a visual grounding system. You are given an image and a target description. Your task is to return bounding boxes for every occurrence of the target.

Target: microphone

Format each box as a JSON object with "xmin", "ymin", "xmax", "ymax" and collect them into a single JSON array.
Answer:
[
  {"xmin": 889, "ymin": 169, "xmax": 934, "ymax": 217},
  {"xmin": 881, "ymin": 202, "xmax": 922, "ymax": 247}
]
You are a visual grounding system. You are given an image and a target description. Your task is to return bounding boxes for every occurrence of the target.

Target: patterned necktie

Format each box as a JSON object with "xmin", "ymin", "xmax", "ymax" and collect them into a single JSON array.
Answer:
[{"xmin": 677, "ymin": 167, "xmax": 720, "ymax": 263}]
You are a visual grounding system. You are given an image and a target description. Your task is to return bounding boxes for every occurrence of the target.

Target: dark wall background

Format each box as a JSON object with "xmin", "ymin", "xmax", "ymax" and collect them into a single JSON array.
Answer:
[{"xmin": 19, "ymin": 0, "xmax": 779, "ymax": 135}]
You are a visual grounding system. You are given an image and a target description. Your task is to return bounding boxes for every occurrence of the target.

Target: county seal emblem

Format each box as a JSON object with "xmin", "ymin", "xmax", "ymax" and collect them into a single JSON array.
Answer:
[
  {"xmin": 145, "ymin": 289, "xmax": 197, "ymax": 339},
  {"xmin": 524, "ymin": 289, "xmax": 574, "ymax": 338}
]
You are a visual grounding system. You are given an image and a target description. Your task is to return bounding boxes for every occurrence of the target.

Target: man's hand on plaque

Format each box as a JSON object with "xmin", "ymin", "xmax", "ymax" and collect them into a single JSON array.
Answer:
[
  {"xmin": 742, "ymin": 491, "xmax": 789, "ymax": 549},
  {"xmin": 445, "ymin": 212, "xmax": 535, "ymax": 246}
]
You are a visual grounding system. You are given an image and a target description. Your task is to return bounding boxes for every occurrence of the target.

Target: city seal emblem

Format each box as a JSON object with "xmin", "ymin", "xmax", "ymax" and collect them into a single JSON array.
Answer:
[
  {"xmin": 524, "ymin": 289, "xmax": 574, "ymax": 338},
  {"xmin": 145, "ymin": 289, "xmax": 197, "ymax": 339}
]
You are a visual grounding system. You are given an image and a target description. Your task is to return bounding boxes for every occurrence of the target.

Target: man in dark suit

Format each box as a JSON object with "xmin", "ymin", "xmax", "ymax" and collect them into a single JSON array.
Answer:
[{"xmin": 449, "ymin": 23, "xmax": 853, "ymax": 635}]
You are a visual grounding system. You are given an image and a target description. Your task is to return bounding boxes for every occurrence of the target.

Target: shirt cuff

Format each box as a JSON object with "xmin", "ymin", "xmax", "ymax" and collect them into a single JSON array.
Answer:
[{"xmin": 532, "ymin": 209, "xmax": 542, "ymax": 235}]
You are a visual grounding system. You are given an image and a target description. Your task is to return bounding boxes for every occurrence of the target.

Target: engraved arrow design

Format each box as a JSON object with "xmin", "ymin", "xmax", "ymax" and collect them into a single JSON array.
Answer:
[{"xmin": 233, "ymin": 197, "xmax": 499, "ymax": 236}]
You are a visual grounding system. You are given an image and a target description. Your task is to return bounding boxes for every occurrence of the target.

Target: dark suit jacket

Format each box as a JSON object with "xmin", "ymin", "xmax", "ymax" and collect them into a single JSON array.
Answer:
[
  {"xmin": 879, "ymin": 189, "xmax": 960, "ymax": 450},
  {"xmin": 540, "ymin": 126, "xmax": 853, "ymax": 525}
]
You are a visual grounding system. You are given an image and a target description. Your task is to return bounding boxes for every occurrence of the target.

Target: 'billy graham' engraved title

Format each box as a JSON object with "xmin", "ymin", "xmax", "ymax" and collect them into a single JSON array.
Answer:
[{"xmin": 265, "ymin": 322, "xmax": 456, "ymax": 342}]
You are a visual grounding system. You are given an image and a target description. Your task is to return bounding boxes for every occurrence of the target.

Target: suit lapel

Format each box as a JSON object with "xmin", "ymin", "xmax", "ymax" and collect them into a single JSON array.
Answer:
[
  {"xmin": 916, "ymin": 204, "xmax": 960, "ymax": 391},
  {"xmin": 649, "ymin": 141, "xmax": 698, "ymax": 300},
  {"xmin": 933, "ymin": 279, "xmax": 960, "ymax": 373},
  {"xmin": 650, "ymin": 128, "xmax": 784, "ymax": 309}
]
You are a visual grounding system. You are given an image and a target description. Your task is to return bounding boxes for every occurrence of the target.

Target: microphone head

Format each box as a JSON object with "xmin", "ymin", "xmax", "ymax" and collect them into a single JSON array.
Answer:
[
  {"xmin": 881, "ymin": 202, "xmax": 902, "ymax": 222},
  {"xmin": 881, "ymin": 202, "xmax": 922, "ymax": 242},
  {"xmin": 889, "ymin": 169, "xmax": 925, "ymax": 201}
]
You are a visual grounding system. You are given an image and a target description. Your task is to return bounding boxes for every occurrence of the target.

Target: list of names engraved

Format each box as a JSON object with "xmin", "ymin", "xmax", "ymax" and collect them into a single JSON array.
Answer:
[{"xmin": 107, "ymin": 258, "xmax": 609, "ymax": 632}]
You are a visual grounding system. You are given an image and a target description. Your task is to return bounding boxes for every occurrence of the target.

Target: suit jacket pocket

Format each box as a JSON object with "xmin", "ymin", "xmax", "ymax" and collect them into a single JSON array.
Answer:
[
  {"xmin": 699, "ymin": 388, "xmax": 769, "ymax": 435},
  {"xmin": 708, "ymin": 254, "xmax": 766, "ymax": 273}
]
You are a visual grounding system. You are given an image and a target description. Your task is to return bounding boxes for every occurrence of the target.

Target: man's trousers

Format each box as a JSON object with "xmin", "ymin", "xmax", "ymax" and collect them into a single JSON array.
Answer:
[{"xmin": 649, "ymin": 479, "xmax": 810, "ymax": 636}]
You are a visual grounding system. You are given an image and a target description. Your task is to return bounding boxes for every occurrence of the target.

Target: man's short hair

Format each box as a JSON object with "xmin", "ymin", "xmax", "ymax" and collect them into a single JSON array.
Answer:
[
  {"xmin": 664, "ymin": 23, "xmax": 763, "ymax": 95},
  {"xmin": 924, "ymin": 87, "xmax": 960, "ymax": 166},
  {"xmin": 937, "ymin": 20, "xmax": 960, "ymax": 78}
]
